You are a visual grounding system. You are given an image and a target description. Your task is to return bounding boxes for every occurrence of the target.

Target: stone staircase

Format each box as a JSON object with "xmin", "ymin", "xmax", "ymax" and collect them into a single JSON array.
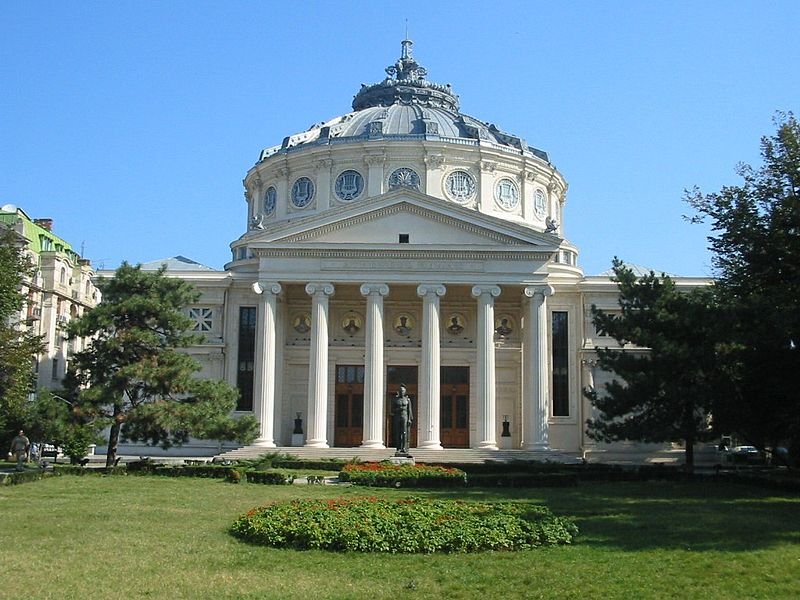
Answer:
[{"xmin": 215, "ymin": 445, "xmax": 583, "ymax": 465}]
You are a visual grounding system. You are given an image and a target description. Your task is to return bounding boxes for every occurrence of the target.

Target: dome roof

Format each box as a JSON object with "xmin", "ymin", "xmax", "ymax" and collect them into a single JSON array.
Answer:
[{"xmin": 258, "ymin": 40, "xmax": 549, "ymax": 164}]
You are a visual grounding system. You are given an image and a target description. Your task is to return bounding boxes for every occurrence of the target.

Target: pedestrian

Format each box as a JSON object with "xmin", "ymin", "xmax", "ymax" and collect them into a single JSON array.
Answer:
[{"xmin": 9, "ymin": 430, "xmax": 30, "ymax": 471}]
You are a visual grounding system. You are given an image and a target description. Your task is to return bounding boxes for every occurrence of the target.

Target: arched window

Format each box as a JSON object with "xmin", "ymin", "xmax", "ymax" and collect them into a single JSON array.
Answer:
[{"xmin": 59, "ymin": 267, "xmax": 66, "ymax": 285}]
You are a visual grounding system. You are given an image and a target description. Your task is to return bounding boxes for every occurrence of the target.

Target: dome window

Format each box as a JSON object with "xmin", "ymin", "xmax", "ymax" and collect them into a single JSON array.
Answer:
[
  {"xmin": 334, "ymin": 170, "xmax": 364, "ymax": 201},
  {"xmin": 264, "ymin": 186, "xmax": 277, "ymax": 214},
  {"xmin": 445, "ymin": 170, "xmax": 476, "ymax": 204},
  {"xmin": 291, "ymin": 177, "xmax": 315, "ymax": 208},
  {"xmin": 495, "ymin": 178, "xmax": 520, "ymax": 211},
  {"xmin": 388, "ymin": 167, "xmax": 420, "ymax": 191},
  {"xmin": 534, "ymin": 189, "xmax": 547, "ymax": 219}
]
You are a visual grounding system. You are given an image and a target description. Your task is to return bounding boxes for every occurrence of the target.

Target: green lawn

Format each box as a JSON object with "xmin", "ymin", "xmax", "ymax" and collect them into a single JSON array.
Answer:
[{"xmin": 1, "ymin": 475, "xmax": 798, "ymax": 599}]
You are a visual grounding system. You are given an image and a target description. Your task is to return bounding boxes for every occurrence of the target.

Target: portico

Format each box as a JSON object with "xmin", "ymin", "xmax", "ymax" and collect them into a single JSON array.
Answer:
[{"xmin": 244, "ymin": 272, "xmax": 557, "ymax": 451}]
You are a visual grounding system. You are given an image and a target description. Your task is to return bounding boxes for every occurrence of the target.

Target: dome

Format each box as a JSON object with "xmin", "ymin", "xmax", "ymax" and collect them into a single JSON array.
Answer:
[
  {"xmin": 241, "ymin": 38, "xmax": 570, "ymax": 255},
  {"xmin": 258, "ymin": 40, "xmax": 549, "ymax": 163}
]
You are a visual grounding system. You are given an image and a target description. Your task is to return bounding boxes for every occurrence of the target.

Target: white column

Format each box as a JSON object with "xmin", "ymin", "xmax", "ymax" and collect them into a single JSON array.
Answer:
[
  {"xmin": 304, "ymin": 282, "xmax": 335, "ymax": 448},
  {"xmin": 360, "ymin": 283, "xmax": 390, "ymax": 448},
  {"xmin": 523, "ymin": 285, "xmax": 554, "ymax": 450},
  {"xmin": 364, "ymin": 154, "xmax": 385, "ymax": 197},
  {"xmin": 251, "ymin": 282, "xmax": 281, "ymax": 447},
  {"xmin": 471, "ymin": 285, "xmax": 502, "ymax": 449},
  {"xmin": 416, "ymin": 284, "xmax": 446, "ymax": 450}
]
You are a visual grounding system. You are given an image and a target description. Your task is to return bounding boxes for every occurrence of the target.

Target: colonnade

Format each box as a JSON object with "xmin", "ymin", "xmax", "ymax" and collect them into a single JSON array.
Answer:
[{"xmin": 249, "ymin": 281, "xmax": 555, "ymax": 451}]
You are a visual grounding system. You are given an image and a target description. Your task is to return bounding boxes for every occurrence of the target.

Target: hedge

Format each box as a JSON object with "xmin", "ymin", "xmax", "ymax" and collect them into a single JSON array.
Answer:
[
  {"xmin": 466, "ymin": 472, "xmax": 578, "ymax": 488},
  {"xmin": 338, "ymin": 462, "xmax": 466, "ymax": 488},
  {"xmin": 0, "ymin": 469, "xmax": 57, "ymax": 485}
]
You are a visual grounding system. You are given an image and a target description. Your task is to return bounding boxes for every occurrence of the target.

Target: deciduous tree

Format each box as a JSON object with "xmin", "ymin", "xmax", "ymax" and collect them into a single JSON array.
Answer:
[
  {"xmin": 0, "ymin": 227, "xmax": 43, "ymax": 448},
  {"xmin": 686, "ymin": 112, "xmax": 800, "ymax": 463}
]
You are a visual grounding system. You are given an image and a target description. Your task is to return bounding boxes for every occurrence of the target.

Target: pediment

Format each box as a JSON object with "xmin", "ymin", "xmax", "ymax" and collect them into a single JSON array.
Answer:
[{"xmin": 247, "ymin": 189, "xmax": 560, "ymax": 251}]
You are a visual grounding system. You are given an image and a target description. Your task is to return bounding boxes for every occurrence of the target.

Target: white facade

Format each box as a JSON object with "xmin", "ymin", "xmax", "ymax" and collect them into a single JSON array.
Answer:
[{"xmin": 155, "ymin": 42, "xmax": 708, "ymax": 458}]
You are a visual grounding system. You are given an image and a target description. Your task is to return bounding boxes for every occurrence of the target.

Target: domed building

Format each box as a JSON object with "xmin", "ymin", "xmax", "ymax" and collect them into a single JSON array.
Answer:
[{"xmin": 151, "ymin": 40, "xmax": 706, "ymax": 461}]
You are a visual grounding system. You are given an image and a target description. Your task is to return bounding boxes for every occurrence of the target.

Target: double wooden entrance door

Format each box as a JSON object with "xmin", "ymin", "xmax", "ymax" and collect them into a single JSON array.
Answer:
[
  {"xmin": 440, "ymin": 366, "xmax": 470, "ymax": 448},
  {"xmin": 334, "ymin": 365, "xmax": 364, "ymax": 447},
  {"xmin": 333, "ymin": 364, "xmax": 470, "ymax": 448}
]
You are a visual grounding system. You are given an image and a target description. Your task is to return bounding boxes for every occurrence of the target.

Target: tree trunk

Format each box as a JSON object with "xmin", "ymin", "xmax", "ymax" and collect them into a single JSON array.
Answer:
[
  {"xmin": 106, "ymin": 405, "xmax": 122, "ymax": 468},
  {"xmin": 684, "ymin": 433, "xmax": 695, "ymax": 475}
]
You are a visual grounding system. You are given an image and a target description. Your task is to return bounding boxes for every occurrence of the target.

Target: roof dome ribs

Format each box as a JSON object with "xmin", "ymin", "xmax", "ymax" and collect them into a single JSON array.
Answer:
[{"xmin": 257, "ymin": 39, "xmax": 550, "ymax": 163}]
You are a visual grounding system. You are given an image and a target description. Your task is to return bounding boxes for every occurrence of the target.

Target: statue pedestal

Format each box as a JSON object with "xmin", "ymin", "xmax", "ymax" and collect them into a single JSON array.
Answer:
[
  {"xmin": 291, "ymin": 433, "xmax": 304, "ymax": 447},
  {"xmin": 388, "ymin": 454, "xmax": 415, "ymax": 466}
]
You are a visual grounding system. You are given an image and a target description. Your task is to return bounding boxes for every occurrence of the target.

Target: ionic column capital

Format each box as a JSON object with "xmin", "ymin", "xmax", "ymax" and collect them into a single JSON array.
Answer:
[
  {"xmin": 417, "ymin": 284, "xmax": 446, "ymax": 298},
  {"xmin": 523, "ymin": 284, "xmax": 554, "ymax": 300},
  {"xmin": 305, "ymin": 282, "xmax": 335, "ymax": 297},
  {"xmin": 471, "ymin": 285, "xmax": 501, "ymax": 299},
  {"xmin": 252, "ymin": 281, "xmax": 282, "ymax": 296},
  {"xmin": 360, "ymin": 283, "xmax": 390, "ymax": 297}
]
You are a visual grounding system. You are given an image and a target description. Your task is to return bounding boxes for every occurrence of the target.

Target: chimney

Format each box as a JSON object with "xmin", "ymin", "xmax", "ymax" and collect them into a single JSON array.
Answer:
[{"xmin": 34, "ymin": 218, "xmax": 53, "ymax": 231}]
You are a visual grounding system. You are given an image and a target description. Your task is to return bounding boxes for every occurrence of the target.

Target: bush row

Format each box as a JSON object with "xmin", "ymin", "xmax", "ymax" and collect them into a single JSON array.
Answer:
[
  {"xmin": 466, "ymin": 472, "xmax": 579, "ymax": 488},
  {"xmin": 231, "ymin": 496, "xmax": 579, "ymax": 553},
  {"xmin": 0, "ymin": 469, "xmax": 57, "ymax": 485},
  {"xmin": 338, "ymin": 463, "xmax": 467, "ymax": 488}
]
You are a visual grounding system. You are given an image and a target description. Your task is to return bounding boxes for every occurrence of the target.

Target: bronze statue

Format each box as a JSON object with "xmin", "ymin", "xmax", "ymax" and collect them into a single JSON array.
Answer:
[{"xmin": 391, "ymin": 385, "xmax": 413, "ymax": 453}]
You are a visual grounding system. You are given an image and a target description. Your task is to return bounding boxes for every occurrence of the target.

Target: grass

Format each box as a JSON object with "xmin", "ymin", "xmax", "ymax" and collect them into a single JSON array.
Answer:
[{"xmin": 0, "ymin": 476, "xmax": 799, "ymax": 599}]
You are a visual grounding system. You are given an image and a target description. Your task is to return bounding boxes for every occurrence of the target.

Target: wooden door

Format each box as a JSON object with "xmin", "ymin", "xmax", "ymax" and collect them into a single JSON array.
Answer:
[
  {"xmin": 386, "ymin": 365, "xmax": 418, "ymax": 449},
  {"xmin": 334, "ymin": 365, "xmax": 364, "ymax": 447},
  {"xmin": 441, "ymin": 366, "xmax": 469, "ymax": 448}
]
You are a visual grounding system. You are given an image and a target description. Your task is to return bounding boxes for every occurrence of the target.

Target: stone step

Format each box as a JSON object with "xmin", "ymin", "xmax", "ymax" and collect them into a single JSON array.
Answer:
[{"xmin": 215, "ymin": 445, "xmax": 581, "ymax": 465}]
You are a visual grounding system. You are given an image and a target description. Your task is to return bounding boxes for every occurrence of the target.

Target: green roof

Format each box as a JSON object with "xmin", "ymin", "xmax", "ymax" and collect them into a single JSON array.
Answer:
[{"xmin": 0, "ymin": 208, "xmax": 80, "ymax": 262}]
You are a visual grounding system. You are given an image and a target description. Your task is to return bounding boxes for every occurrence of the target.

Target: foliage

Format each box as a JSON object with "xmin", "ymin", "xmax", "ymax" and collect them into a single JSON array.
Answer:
[
  {"xmin": 338, "ymin": 462, "xmax": 466, "ymax": 487},
  {"xmin": 64, "ymin": 263, "xmax": 258, "ymax": 467},
  {"xmin": 686, "ymin": 112, "xmax": 800, "ymax": 464},
  {"xmin": 244, "ymin": 470, "xmax": 290, "ymax": 485},
  {"xmin": 125, "ymin": 461, "xmax": 291, "ymax": 484},
  {"xmin": 24, "ymin": 390, "xmax": 102, "ymax": 464},
  {"xmin": 585, "ymin": 259, "xmax": 722, "ymax": 470},
  {"xmin": 0, "ymin": 468, "xmax": 55, "ymax": 486},
  {"xmin": 466, "ymin": 472, "xmax": 578, "ymax": 487},
  {"xmin": 231, "ymin": 496, "xmax": 578, "ymax": 553},
  {"xmin": 0, "ymin": 228, "xmax": 44, "ymax": 448}
]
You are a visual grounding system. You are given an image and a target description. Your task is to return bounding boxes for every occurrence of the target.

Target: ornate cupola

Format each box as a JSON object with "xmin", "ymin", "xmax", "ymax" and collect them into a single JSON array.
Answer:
[{"xmin": 351, "ymin": 39, "xmax": 460, "ymax": 112}]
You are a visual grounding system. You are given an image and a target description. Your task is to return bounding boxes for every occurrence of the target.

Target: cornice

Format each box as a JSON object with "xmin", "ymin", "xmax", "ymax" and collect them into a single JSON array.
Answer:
[
  {"xmin": 251, "ymin": 247, "xmax": 554, "ymax": 261},
  {"xmin": 276, "ymin": 202, "xmax": 526, "ymax": 245}
]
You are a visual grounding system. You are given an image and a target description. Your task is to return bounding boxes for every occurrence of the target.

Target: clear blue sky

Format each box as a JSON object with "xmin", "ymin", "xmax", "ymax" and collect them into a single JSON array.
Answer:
[{"xmin": 2, "ymin": 1, "xmax": 798, "ymax": 276}]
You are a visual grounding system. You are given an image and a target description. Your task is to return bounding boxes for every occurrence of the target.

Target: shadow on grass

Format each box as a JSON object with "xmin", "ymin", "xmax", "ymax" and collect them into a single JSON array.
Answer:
[{"xmin": 424, "ymin": 480, "xmax": 800, "ymax": 552}]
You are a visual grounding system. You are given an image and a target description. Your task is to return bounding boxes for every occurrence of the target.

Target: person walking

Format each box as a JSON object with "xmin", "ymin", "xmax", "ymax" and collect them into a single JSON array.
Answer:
[{"xmin": 9, "ymin": 430, "xmax": 30, "ymax": 471}]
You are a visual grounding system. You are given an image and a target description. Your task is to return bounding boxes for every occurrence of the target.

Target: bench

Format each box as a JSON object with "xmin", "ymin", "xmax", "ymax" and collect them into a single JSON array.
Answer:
[{"xmin": 40, "ymin": 445, "xmax": 60, "ymax": 464}]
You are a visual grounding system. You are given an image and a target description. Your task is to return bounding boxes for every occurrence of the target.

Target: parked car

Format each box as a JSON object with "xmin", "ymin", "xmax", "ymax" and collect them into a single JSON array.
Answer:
[{"xmin": 728, "ymin": 445, "xmax": 765, "ymax": 465}]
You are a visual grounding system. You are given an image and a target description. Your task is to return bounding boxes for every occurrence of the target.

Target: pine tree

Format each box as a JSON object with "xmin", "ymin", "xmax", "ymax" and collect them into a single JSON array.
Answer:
[
  {"xmin": 66, "ymin": 263, "xmax": 257, "ymax": 467},
  {"xmin": 585, "ymin": 259, "xmax": 722, "ymax": 471}
]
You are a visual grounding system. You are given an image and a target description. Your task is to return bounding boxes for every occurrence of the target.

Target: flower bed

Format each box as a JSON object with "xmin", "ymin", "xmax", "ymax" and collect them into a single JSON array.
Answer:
[
  {"xmin": 338, "ymin": 462, "xmax": 466, "ymax": 487},
  {"xmin": 231, "ymin": 496, "xmax": 578, "ymax": 553}
]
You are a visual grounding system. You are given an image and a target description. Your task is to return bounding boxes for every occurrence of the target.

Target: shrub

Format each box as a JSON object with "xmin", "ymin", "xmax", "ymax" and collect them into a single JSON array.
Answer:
[
  {"xmin": 272, "ymin": 459, "xmax": 348, "ymax": 472},
  {"xmin": 231, "ymin": 497, "xmax": 578, "ymax": 553},
  {"xmin": 0, "ymin": 469, "xmax": 56, "ymax": 485},
  {"xmin": 338, "ymin": 462, "xmax": 466, "ymax": 488},
  {"xmin": 245, "ymin": 471, "xmax": 290, "ymax": 485}
]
